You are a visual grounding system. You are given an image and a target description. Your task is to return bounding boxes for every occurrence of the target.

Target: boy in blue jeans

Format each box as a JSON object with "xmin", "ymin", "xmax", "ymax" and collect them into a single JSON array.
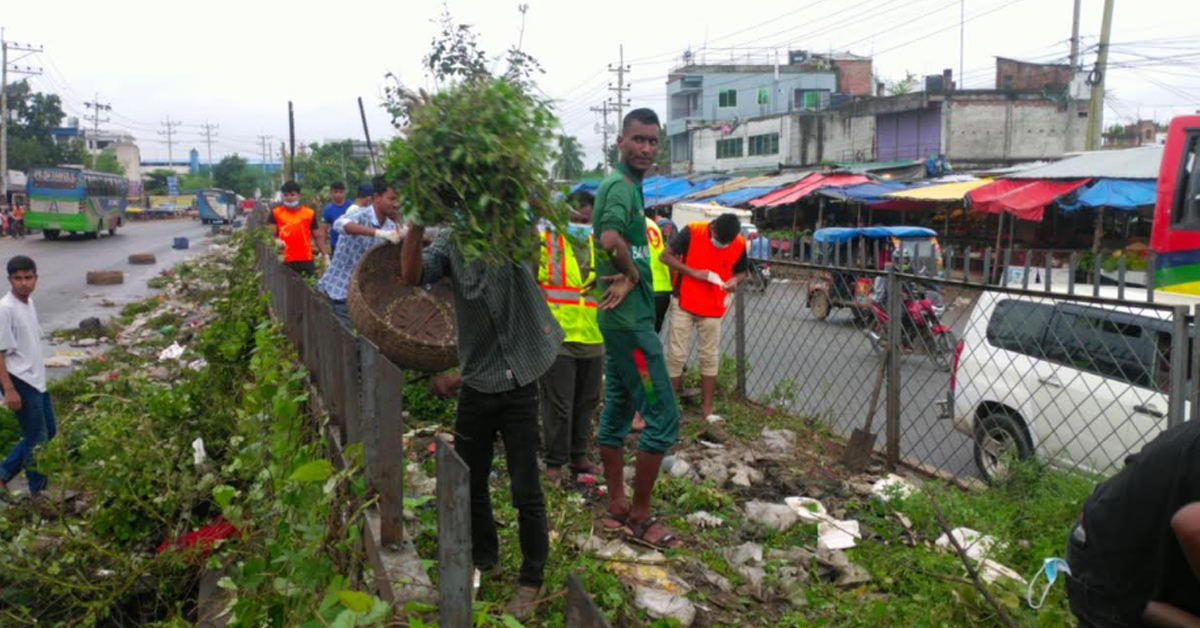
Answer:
[{"xmin": 0, "ymin": 256, "xmax": 56, "ymax": 496}]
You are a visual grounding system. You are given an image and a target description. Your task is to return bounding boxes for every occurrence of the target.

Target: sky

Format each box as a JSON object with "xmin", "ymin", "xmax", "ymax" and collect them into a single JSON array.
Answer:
[{"xmin": 4, "ymin": 0, "xmax": 1199, "ymax": 168}]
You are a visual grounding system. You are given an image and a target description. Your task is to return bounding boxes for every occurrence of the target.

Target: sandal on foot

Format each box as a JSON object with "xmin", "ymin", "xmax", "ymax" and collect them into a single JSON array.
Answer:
[
  {"xmin": 625, "ymin": 517, "xmax": 684, "ymax": 550},
  {"xmin": 601, "ymin": 511, "xmax": 629, "ymax": 534}
]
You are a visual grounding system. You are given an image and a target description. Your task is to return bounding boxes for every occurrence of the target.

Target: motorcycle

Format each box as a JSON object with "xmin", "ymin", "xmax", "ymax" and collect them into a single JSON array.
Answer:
[
  {"xmin": 746, "ymin": 258, "xmax": 771, "ymax": 292},
  {"xmin": 864, "ymin": 278, "xmax": 955, "ymax": 371}
]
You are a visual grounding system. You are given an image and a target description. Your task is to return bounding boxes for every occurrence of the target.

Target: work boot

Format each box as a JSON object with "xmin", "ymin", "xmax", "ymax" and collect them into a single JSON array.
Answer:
[{"xmin": 506, "ymin": 585, "xmax": 544, "ymax": 621}]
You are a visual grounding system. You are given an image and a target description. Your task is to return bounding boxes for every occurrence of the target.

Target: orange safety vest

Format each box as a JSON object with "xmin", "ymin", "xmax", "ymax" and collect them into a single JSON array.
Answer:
[
  {"xmin": 678, "ymin": 221, "xmax": 746, "ymax": 318},
  {"xmin": 273, "ymin": 205, "xmax": 316, "ymax": 262}
]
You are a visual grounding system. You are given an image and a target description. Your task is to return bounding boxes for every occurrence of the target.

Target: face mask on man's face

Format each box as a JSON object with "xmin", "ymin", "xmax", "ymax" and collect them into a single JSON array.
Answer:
[
  {"xmin": 283, "ymin": 200, "xmax": 300, "ymax": 209},
  {"xmin": 566, "ymin": 223, "xmax": 593, "ymax": 240},
  {"xmin": 711, "ymin": 234, "xmax": 730, "ymax": 249}
]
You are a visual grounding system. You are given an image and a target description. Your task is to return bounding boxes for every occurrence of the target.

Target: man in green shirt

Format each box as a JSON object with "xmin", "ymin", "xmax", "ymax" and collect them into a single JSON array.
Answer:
[{"xmin": 592, "ymin": 108, "xmax": 682, "ymax": 549}]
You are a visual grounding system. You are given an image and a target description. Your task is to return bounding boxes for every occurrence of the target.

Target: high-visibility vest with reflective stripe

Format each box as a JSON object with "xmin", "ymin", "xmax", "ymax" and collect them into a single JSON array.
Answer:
[
  {"xmin": 538, "ymin": 230, "xmax": 603, "ymax": 345},
  {"xmin": 678, "ymin": 221, "xmax": 746, "ymax": 318},
  {"xmin": 646, "ymin": 217, "xmax": 672, "ymax": 294},
  {"xmin": 273, "ymin": 205, "xmax": 316, "ymax": 262}
]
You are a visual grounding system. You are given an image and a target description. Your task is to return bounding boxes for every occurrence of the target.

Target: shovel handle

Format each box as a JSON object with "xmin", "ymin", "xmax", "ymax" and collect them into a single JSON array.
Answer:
[{"xmin": 861, "ymin": 348, "xmax": 889, "ymax": 434}]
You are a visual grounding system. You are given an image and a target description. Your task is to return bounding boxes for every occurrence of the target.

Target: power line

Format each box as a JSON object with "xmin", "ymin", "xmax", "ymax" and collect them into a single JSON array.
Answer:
[
  {"xmin": 2, "ymin": 35, "xmax": 44, "ymax": 200},
  {"xmin": 199, "ymin": 121, "xmax": 219, "ymax": 176},
  {"xmin": 82, "ymin": 91, "xmax": 111, "ymax": 159},
  {"xmin": 157, "ymin": 116, "xmax": 183, "ymax": 167}
]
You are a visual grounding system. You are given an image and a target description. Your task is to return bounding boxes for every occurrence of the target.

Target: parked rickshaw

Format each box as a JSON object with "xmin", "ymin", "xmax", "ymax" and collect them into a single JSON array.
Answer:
[{"xmin": 806, "ymin": 226, "xmax": 942, "ymax": 322}]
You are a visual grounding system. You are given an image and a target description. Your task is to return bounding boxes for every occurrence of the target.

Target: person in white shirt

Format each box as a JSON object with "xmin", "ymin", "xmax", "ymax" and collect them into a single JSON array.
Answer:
[{"xmin": 0, "ymin": 256, "xmax": 55, "ymax": 496}]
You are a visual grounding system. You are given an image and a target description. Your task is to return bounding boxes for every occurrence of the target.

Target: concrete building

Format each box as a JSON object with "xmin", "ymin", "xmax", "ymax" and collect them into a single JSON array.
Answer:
[
  {"xmin": 666, "ymin": 50, "xmax": 874, "ymax": 171},
  {"xmin": 685, "ymin": 61, "xmax": 1090, "ymax": 173},
  {"xmin": 1103, "ymin": 120, "xmax": 1165, "ymax": 148}
]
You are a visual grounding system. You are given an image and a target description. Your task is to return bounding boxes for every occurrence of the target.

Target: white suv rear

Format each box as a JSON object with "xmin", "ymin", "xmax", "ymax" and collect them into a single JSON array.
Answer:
[{"xmin": 940, "ymin": 286, "xmax": 1196, "ymax": 481}]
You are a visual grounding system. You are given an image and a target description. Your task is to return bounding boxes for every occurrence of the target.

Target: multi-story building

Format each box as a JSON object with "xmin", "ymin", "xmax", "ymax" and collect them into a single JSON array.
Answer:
[
  {"xmin": 665, "ymin": 50, "xmax": 874, "ymax": 171},
  {"xmin": 683, "ymin": 59, "xmax": 1091, "ymax": 173}
]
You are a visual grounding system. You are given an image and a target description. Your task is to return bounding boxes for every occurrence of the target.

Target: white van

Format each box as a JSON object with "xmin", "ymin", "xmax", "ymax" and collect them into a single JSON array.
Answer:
[{"xmin": 940, "ymin": 285, "xmax": 1197, "ymax": 481}]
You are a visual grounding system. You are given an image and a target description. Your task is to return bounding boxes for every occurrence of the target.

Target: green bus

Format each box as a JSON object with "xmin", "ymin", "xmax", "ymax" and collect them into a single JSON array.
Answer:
[{"xmin": 26, "ymin": 167, "xmax": 128, "ymax": 240}]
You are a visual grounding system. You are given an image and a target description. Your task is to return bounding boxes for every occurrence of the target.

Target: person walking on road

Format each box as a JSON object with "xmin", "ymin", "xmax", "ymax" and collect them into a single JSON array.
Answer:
[
  {"xmin": 592, "ymin": 108, "xmax": 683, "ymax": 550},
  {"xmin": 12, "ymin": 205, "xmax": 26, "ymax": 239},
  {"xmin": 538, "ymin": 195, "xmax": 604, "ymax": 481},
  {"xmin": 659, "ymin": 213, "xmax": 748, "ymax": 423},
  {"xmin": 321, "ymin": 182, "xmax": 353, "ymax": 256},
  {"xmin": 401, "ymin": 215, "xmax": 562, "ymax": 621},
  {"xmin": 0, "ymin": 256, "xmax": 55, "ymax": 497},
  {"xmin": 317, "ymin": 176, "xmax": 405, "ymax": 327},
  {"xmin": 1064, "ymin": 418, "xmax": 1200, "ymax": 628},
  {"xmin": 269, "ymin": 181, "xmax": 328, "ymax": 277}
]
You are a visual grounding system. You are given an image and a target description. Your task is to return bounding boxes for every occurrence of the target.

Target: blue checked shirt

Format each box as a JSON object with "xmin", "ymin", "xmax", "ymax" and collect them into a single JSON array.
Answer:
[{"xmin": 317, "ymin": 205, "xmax": 398, "ymax": 301}]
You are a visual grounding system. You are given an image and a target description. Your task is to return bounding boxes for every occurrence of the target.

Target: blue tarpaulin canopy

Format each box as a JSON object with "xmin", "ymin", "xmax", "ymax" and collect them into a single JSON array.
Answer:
[
  {"xmin": 708, "ymin": 187, "xmax": 776, "ymax": 207},
  {"xmin": 643, "ymin": 177, "xmax": 724, "ymax": 207},
  {"xmin": 813, "ymin": 226, "xmax": 937, "ymax": 244},
  {"xmin": 569, "ymin": 182, "xmax": 598, "ymax": 196},
  {"xmin": 1057, "ymin": 178, "xmax": 1157, "ymax": 212}
]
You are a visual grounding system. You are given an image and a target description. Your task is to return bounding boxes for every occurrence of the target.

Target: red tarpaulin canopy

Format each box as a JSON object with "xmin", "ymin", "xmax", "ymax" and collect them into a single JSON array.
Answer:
[
  {"xmin": 968, "ymin": 178, "xmax": 1091, "ymax": 221},
  {"xmin": 750, "ymin": 173, "xmax": 871, "ymax": 208}
]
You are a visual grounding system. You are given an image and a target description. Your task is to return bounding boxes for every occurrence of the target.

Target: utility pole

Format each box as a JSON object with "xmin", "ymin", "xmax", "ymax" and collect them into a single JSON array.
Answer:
[
  {"xmin": 257, "ymin": 134, "xmax": 272, "ymax": 174},
  {"xmin": 607, "ymin": 45, "xmax": 631, "ymax": 130},
  {"xmin": 158, "ymin": 116, "xmax": 182, "ymax": 167},
  {"xmin": 1, "ymin": 35, "xmax": 44, "ymax": 203},
  {"xmin": 1086, "ymin": 0, "xmax": 1116, "ymax": 151},
  {"xmin": 1069, "ymin": 0, "xmax": 1083, "ymax": 68},
  {"xmin": 83, "ymin": 92, "xmax": 112, "ymax": 162},
  {"xmin": 590, "ymin": 101, "xmax": 613, "ymax": 173},
  {"xmin": 199, "ymin": 121, "xmax": 219, "ymax": 179}
]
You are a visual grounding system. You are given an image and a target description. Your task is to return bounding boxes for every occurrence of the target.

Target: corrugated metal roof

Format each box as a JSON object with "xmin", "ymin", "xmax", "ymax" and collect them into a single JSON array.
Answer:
[
  {"xmin": 687, "ymin": 175, "xmax": 776, "ymax": 199},
  {"xmin": 1008, "ymin": 146, "xmax": 1163, "ymax": 180},
  {"xmin": 748, "ymin": 170, "xmax": 814, "ymax": 189}
]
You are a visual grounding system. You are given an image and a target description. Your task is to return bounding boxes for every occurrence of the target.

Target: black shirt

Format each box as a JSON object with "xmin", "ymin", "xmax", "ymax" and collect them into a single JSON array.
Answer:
[
  {"xmin": 1073, "ymin": 418, "xmax": 1200, "ymax": 616},
  {"xmin": 668, "ymin": 226, "xmax": 749, "ymax": 297}
]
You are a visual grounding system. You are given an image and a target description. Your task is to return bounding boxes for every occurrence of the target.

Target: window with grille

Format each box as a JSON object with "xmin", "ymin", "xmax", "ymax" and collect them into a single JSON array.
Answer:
[
  {"xmin": 748, "ymin": 133, "xmax": 780, "ymax": 156},
  {"xmin": 716, "ymin": 138, "xmax": 744, "ymax": 159}
]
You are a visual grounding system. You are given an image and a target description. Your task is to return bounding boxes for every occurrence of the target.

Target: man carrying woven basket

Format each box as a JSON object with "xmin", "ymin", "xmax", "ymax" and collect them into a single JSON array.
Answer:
[{"xmin": 401, "ymin": 215, "xmax": 563, "ymax": 620}]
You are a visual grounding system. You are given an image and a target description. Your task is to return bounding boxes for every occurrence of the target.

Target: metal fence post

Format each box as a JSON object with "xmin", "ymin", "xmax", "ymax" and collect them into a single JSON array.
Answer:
[
  {"xmin": 1068, "ymin": 252, "xmax": 1078, "ymax": 295},
  {"xmin": 1192, "ymin": 305, "xmax": 1200, "ymax": 424},
  {"xmin": 436, "ymin": 439, "xmax": 472, "ymax": 628},
  {"xmin": 1148, "ymin": 251, "xmax": 1157, "ymax": 304},
  {"xmin": 962, "ymin": 246, "xmax": 971, "ymax": 282},
  {"xmin": 885, "ymin": 266, "xmax": 901, "ymax": 468},
  {"xmin": 982, "ymin": 247, "xmax": 992, "ymax": 286},
  {"xmin": 735, "ymin": 287, "xmax": 746, "ymax": 398},
  {"xmin": 1118, "ymin": 253, "xmax": 1127, "ymax": 301},
  {"xmin": 1169, "ymin": 305, "xmax": 1189, "ymax": 429},
  {"xmin": 1093, "ymin": 250, "xmax": 1102, "ymax": 297}
]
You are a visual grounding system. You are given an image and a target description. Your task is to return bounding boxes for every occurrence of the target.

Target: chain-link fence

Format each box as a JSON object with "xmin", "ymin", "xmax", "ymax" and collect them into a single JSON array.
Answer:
[{"xmin": 724, "ymin": 241, "xmax": 1194, "ymax": 483}]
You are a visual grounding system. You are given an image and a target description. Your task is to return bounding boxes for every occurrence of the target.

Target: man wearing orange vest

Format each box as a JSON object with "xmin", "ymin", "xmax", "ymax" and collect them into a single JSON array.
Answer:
[
  {"xmin": 659, "ymin": 213, "xmax": 748, "ymax": 423},
  {"xmin": 269, "ymin": 181, "xmax": 328, "ymax": 276}
]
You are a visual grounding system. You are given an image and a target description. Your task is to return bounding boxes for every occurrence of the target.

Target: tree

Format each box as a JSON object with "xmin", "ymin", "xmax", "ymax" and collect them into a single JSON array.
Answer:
[
  {"xmin": 144, "ymin": 169, "xmax": 176, "ymax": 195},
  {"xmin": 887, "ymin": 71, "xmax": 919, "ymax": 96},
  {"xmin": 2, "ymin": 81, "xmax": 78, "ymax": 170},
  {"xmin": 552, "ymin": 135, "xmax": 585, "ymax": 180},
  {"xmin": 287, "ymin": 140, "xmax": 371, "ymax": 201},
  {"xmin": 655, "ymin": 128, "xmax": 672, "ymax": 167},
  {"xmin": 212, "ymin": 154, "xmax": 268, "ymax": 197},
  {"xmin": 86, "ymin": 149, "xmax": 125, "ymax": 175}
]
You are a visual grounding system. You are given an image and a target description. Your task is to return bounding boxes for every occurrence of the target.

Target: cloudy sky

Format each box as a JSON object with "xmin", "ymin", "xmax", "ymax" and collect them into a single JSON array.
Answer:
[{"xmin": 5, "ymin": 0, "xmax": 1198, "ymax": 167}]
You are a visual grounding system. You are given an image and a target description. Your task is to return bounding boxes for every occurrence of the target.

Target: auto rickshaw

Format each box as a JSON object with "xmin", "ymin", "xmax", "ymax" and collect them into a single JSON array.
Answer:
[{"xmin": 805, "ymin": 226, "xmax": 942, "ymax": 322}]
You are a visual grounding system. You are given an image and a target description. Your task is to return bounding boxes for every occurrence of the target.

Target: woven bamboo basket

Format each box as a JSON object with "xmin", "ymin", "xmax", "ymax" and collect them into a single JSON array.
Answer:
[{"xmin": 347, "ymin": 242, "xmax": 457, "ymax": 371}]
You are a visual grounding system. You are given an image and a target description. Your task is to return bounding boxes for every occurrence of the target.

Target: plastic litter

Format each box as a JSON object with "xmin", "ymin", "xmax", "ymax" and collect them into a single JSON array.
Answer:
[
  {"xmin": 633, "ymin": 585, "xmax": 696, "ymax": 626},
  {"xmin": 935, "ymin": 527, "xmax": 1001, "ymax": 562},
  {"xmin": 871, "ymin": 474, "xmax": 918, "ymax": 501},
  {"xmin": 785, "ymin": 496, "xmax": 831, "ymax": 523},
  {"xmin": 192, "ymin": 438, "xmax": 207, "ymax": 466},
  {"xmin": 158, "ymin": 342, "xmax": 185, "ymax": 361},
  {"xmin": 818, "ymin": 519, "xmax": 862, "ymax": 551}
]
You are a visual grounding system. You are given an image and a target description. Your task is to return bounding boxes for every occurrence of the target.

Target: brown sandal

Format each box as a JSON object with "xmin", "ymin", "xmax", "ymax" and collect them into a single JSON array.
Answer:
[{"xmin": 625, "ymin": 517, "xmax": 683, "ymax": 550}]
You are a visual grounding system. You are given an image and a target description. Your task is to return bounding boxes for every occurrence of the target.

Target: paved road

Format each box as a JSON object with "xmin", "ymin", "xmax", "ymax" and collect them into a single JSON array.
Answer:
[
  {"xmin": 722, "ymin": 277, "xmax": 982, "ymax": 479},
  {"xmin": 0, "ymin": 219, "xmax": 218, "ymax": 372}
]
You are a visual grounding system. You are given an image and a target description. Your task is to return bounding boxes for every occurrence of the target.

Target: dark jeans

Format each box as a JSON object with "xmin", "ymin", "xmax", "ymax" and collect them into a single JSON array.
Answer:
[
  {"xmin": 0, "ymin": 377, "xmax": 57, "ymax": 493},
  {"xmin": 654, "ymin": 293, "xmax": 671, "ymax": 334},
  {"xmin": 456, "ymin": 382, "xmax": 548, "ymax": 587},
  {"xmin": 539, "ymin": 353, "xmax": 603, "ymax": 467},
  {"xmin": 285, "ymin": 260, "xmax": 316, "ymax": 277},
  {"xmin": 328, "ymin": 297, "xmax": 351, "ymax": 329}
]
